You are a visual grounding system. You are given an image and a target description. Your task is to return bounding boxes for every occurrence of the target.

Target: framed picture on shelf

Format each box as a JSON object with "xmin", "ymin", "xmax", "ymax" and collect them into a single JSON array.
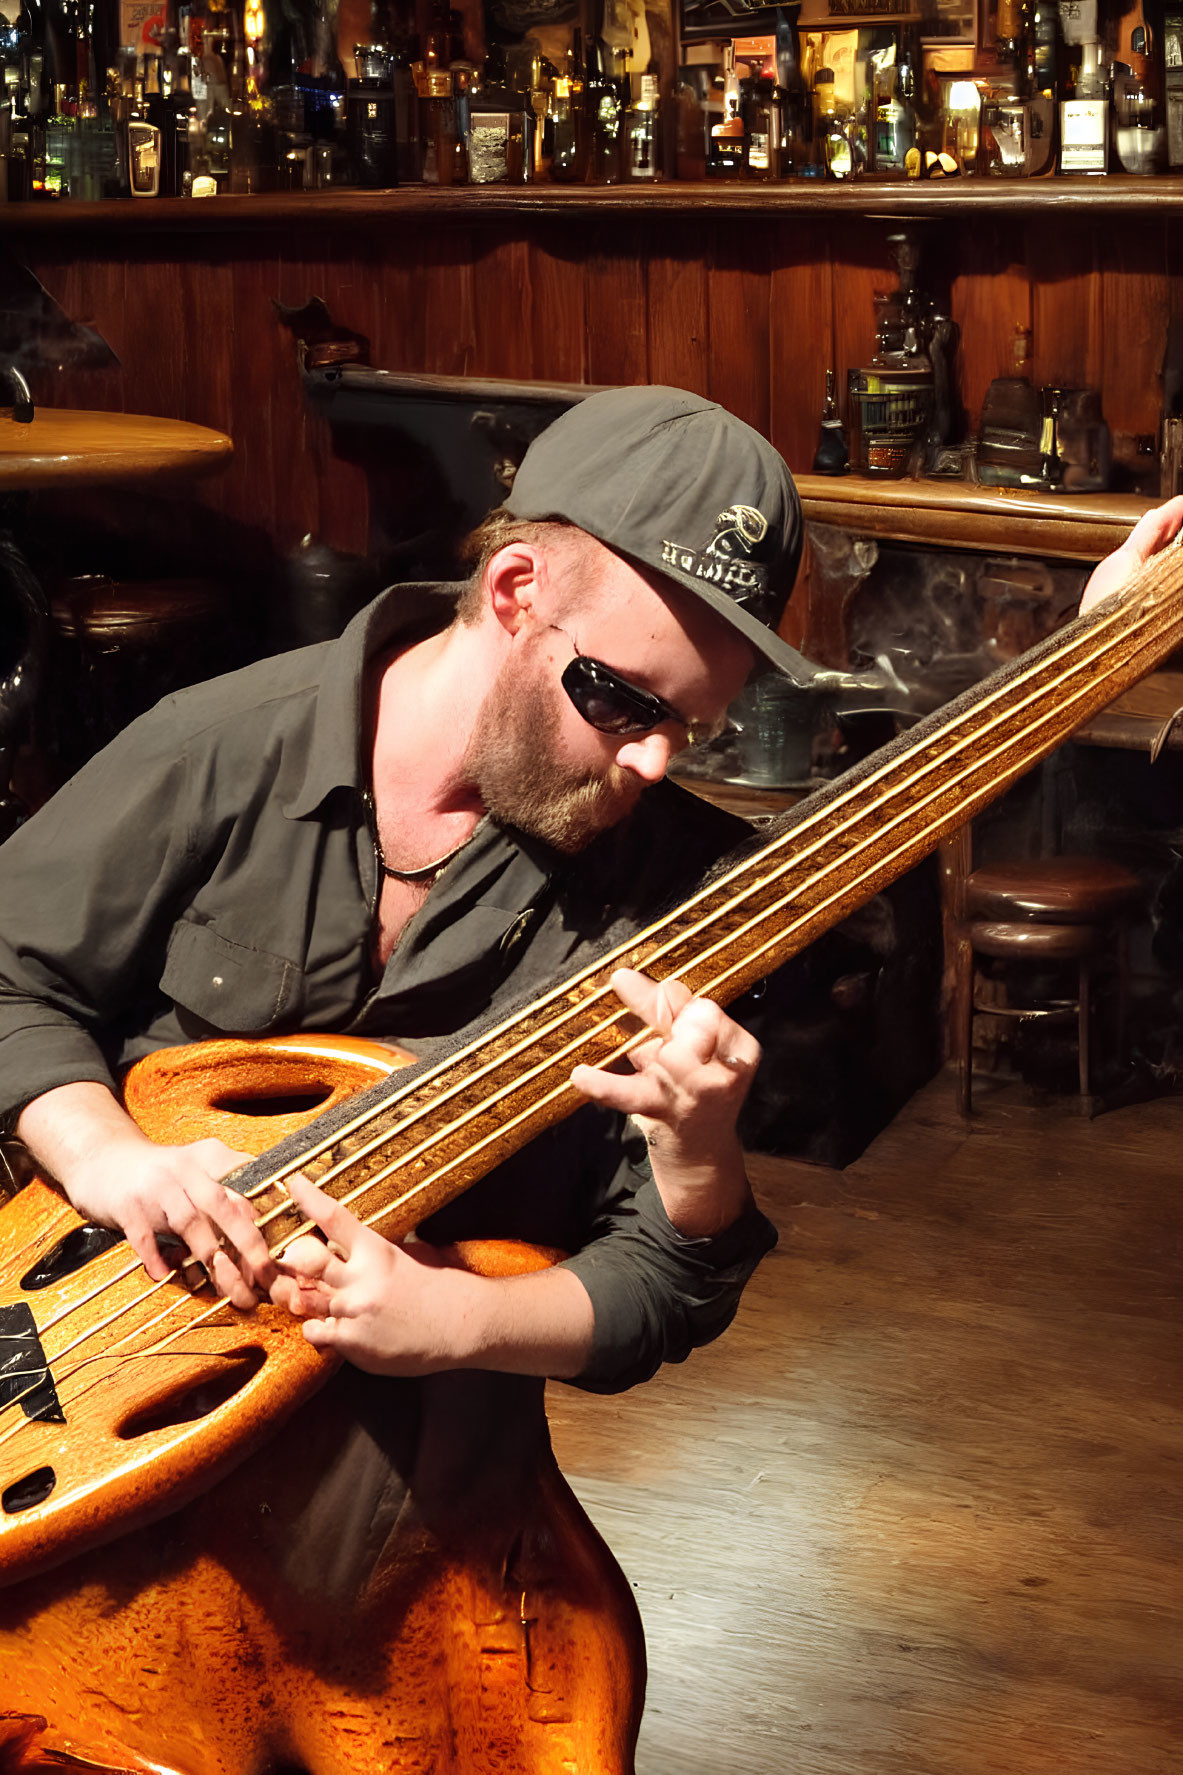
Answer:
[{"xmin": 680, "ymin": 0, "xmax": 794, "ymax": 44}]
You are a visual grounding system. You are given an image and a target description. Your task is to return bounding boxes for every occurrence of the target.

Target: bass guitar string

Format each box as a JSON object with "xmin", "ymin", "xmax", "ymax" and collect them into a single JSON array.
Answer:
[
  {"xmin": 209, "ymin": 567, "xmax": 1183, "ymax": 1214},
  {"xmin": 233, "ymin": 571, "xmax": 1183, "ymax": 1240},
  {"xmin": 2, "ymin": 559, "xmax": 1181, "ymax": 1449},
  {"xmin": 3, "ymin": 568, "xmax": 1176, "ymax": 1416}
]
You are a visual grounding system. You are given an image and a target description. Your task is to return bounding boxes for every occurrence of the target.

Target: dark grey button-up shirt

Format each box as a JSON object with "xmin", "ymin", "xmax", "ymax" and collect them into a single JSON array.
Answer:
[{"xmin": 0, "ymin": 584, "xmax": 776, "ymax": 1396}]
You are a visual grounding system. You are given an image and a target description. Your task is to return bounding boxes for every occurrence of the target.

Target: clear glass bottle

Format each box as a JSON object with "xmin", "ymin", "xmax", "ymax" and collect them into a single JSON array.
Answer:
[
  {"xmin": 673, "ymin": 63, "xmax": 707, "ymax": 180},
  {"xmin": 708, "ymin": 43, "xmax": 745, "ymax": 177},
  {"xmin": 466, "ymin": 47, "xmax": 526, "ymax": 184},
  {"xmin": 742, "ymin": 74, "xmax": 781, "ymax": 179},
  {"xmin": 624, "ymin": 64, "xmax": 661, "ymax": 179},
  {"xmin": 813, "ymin": 66, "xmax": 853, "ymax": 179},
  {"xmin": 414, "ymin": 42, "xmax": 462, "ymax": 184},
  {"xmin": 549, "ymin": 31, "xmax": 587, "ymax": 183},
  {"xmin": 586, "ymin": 39, "xmax": 623, "ymax": 183},
  {"xmin": 1059, "ymin": 37, "xmax": 1107, "ymax": 172},
  {"xmin": 127, "ymin": 53, "xmax": 161, "ymax": 196},
  {"xmin": 1111, "ymin": 29, "xmax": 1164, "ymax": 174},
  {"xmin": 347, "ymin": 43, "xmax": 397, "ymax": 186}
]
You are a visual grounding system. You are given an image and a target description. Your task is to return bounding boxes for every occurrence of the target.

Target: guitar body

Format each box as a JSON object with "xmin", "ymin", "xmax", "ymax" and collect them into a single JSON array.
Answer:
[{"xmin": 0, "ymin": 1036, "xmax": 644, "ymax": 1774}]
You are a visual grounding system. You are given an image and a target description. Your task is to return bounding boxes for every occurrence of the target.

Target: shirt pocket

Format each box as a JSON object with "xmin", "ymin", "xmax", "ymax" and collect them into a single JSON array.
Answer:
[{"xmin": 160, "ymin": 920, "xmax": 304, "ymax": 1033}]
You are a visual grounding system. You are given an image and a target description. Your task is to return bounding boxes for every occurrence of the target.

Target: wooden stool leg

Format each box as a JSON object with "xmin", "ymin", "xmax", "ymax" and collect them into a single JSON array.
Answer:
[
  {"xmin": 1115, "ymin": 924, "xmax": 1130, "ymax": 1072},
  {"xmin": 1078, "ymin": 956, "xmax": 1093, "ymax": 1114},
  {"xmin": 955, "ymin": 934, "xmax": 975, "ymax": 1118}
]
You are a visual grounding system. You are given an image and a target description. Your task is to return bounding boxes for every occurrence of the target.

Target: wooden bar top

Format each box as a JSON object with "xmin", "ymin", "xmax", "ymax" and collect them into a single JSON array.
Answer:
[
  {"xmin": 2, "ymin": 175, "xmax": 1183, "ymax": 234},
  {"xmin": 0, "ymin": 410, "xmax": 234, "ymax": 489},
  {"xmin": 796, "ymin": 474, "xmax": 1154, "ymax": 562}
]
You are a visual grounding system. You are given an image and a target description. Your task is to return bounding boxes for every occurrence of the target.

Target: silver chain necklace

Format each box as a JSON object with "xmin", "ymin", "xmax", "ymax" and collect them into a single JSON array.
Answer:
[{"xmin": 365, "ymin": 792, "xmax": 478, "ymax": 884}]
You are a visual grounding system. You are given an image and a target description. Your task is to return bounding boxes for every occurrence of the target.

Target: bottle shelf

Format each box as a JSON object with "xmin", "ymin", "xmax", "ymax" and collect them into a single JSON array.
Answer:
[
  {"xmin": 1, "ymin": 174, "xmax": 1182, "ymax": 232},
  {"xmin": 796, "ymin": 473, "xmax": 1155, "ymax": 560}
]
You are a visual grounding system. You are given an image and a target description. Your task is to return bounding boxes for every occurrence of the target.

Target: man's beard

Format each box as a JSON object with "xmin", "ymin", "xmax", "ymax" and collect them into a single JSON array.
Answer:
[{"xmin": 461, "ymin": 650, "xmax": 645, "ymax": 854}]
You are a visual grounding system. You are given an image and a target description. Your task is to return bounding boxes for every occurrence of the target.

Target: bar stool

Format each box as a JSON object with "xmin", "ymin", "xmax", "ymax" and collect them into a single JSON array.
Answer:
[{"xmin": 954, "ymin": 856, "xmax": 1142, "ymax": 1116}]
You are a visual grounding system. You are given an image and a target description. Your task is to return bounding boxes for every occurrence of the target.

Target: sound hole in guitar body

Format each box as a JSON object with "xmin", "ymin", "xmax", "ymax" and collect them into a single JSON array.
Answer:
[{"xmin": 117, "ymin": 1346, "xmax": 267, "ymax": 1441}]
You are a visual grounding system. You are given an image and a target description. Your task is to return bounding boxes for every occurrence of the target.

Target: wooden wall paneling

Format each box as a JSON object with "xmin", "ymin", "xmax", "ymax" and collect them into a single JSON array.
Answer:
[
  {"xmin": 409, "ymin": 222, "xmax": 477, "ymax": 377},
  {"xmin": 16, "ymin": 244, "xmax": 130, "ymax": 419},
  {"xmin": 582, "ymin": 216, "xmax": 650, "ymax": 389},
  {"xmin": 829, "ymin": 217, "xmax": 892, "ymax": 429},
  {"xmin": 704, "ymin": 216, "xmax": 772, "ymax": 441},
  {"xmin": 526, "ymin": 221, "xmax": 589, "ymax": 385},
  {"xmin": 646, "ymin": 219, "xmax": 712, "ymax": 398},
  {"xmin": 768, "ymin": 217, "xmax": 834, "ymax": 474},
  {"xmin": 946, "ymin": 216, "xmax": 1031, "ymax": 444},
  {"xmin": 214, "ymin": 243, "xmax": 287, "ymax": 543},
  {"xmin": 1097, "ymin": 216, "xmax": 1169, "ymax": 454},
  {"xmin": 1027, "ymin": 215, "xmax": 1101, "ymax": 396},
  {"xmin": 471, "ymin": 229, "xmax": 537, "ymax": 379},
  {"xmin": 106, "ymin": 237, "xmax": 191, "ymax": 428},
  {"xmin": 264, "ymin": 235, "xmax": 343, "ymax": 552}
]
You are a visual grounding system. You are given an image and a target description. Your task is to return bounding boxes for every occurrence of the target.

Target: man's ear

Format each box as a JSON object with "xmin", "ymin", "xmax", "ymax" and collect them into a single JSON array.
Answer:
[{"xmin": 484, "ymin": 543, "xmax": 541, "ymax": 634}]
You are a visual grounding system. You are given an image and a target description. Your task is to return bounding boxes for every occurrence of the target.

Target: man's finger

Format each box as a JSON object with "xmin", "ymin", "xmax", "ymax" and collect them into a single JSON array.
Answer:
[
  {"xmin": 610, "ymin": 967, "xmax": 694, "ymax": 1038},
  {"xmin": 283, "ymin": 1173, "xmax": 361, "ymax": 1260}
]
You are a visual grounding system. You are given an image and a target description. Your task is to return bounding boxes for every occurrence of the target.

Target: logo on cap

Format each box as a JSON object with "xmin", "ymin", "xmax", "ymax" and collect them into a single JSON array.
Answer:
[{"xmin": 660, "ymin": 505, "xmax": 778, "ymax": 619}]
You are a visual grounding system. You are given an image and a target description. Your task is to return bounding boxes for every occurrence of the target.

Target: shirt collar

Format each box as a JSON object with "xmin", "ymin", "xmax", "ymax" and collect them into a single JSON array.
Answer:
[{"xmin": 282, "ymin": 582, "xmax": 462, "ymax": 820}]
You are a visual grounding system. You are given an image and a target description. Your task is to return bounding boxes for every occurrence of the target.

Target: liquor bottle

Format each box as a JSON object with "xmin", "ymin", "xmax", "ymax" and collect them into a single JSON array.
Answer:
[
  {"xmin": 466, "ymin": 45, "xmax": 526, "ymax": 183},
  {"xmin": 549, "ymin": 31, "xmax": 587, "ymax": 182},
  {"xmin": 873, "ymin": 56, "xmax": 916, "ymax": 174},
  {"xmin": 41, "ymin": 80, "xmax": 76, "ymax": 196},
  {"xmin": 742, "ymin": 74, "xmax": 780, "ymax": 178},
  {"xmin": 1111, "ymin": 25, "xmax": 1164, "ymax": 172},
  {"xmin": 528, "ymin": 53, "xmax": 551, "ymax": 180},
  {"xmin": 673, "ymin": 63, "xmax": 707, "ymax": 179},
  {"xmin": 813, "ymin": 66, "xmax": 853, "ymax": 178},
  {"xmin": 624, "ymin": 62, "xmax": 661, "ymax": 178},
  {"xmin": 347, "ymin": 43, "xmax": 397, "ymax": 185},
  {"xmin": 775, "ymin": 8, "xmax": 810, "ymax": 174},
  {"xmin": 413, "ymin": 39, "xmax": 462, "ymax": 183},
  {"xmin": 1059, "ymin": 37, "xmax": 1107, "ymax": 170},
  {"xmin": 995, "ymin": 0, "xmax": 1027, "ymax": 68},
  {"xmin": 127, "ymin": 55, "xmax": 161, "ymax": 195},
  {"xmin": 812, "ymin": 369, "xmax": 850, "ymax": 474},
  {"xmin": 708, "ymin": 42, "xmax": 745, "ymax": 177},
  {"xmin": 586, "ymin": 38, "xmax": 622, "ymax": 182}
]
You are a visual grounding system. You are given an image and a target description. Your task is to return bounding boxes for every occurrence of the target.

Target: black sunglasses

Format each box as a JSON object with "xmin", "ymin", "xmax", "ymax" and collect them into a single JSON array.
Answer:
[
  {"xmin": 551, "ymin": 628, "xmax": 721, "ymax": 746},
  {"xmin": 560, "ymin": 651, "xmax": 690, "ymax": 737}
]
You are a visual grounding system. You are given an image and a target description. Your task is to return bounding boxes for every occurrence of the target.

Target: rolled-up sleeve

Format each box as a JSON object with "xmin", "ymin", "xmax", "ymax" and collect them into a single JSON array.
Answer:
[
  {"xmin": 560, "ymin": 1120, "xmax": 777, "ymax": 1394},
  {"xmin": 0, "ymin": 707, "xmax": 194, "ymax": 1122}
]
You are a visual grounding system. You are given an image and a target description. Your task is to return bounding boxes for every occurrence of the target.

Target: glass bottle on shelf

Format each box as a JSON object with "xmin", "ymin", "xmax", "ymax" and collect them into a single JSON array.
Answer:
[
  {"xmin": 586, "ymin": 38, "xmax": 623, "ymax": 183},
  {"xmin": 414, "ymin": 38, "xmax": 463, "ymax": 183},
  {"xmin": 466, "ymin": 44, "xmax": 526, "ymax": 184},
  {"xmin": 1059, "ymin": 37, "xmax": 1107, "ymax": 171},
  {"xmin": 812, "ymin": 369, "xmax": 850, "ymax": 475},
  {"xmin": 549, "ymin": 31, "xmax": 587, "ymax": 182},
  {"xmin": 708, "ymin": 42, "xmax": 745, "ymax": 177},
  {"xmin": 347, "ymin": 43, "xmax": 397, "ymax": 186},
  {"xmin": 813, "ymin": 66, "xmax": 852, "ymax": 179},
  {"xmin": 623, "ymin": 61, "xmax": 661, "ymax": 179},
  {"xmin": 742, "ymin": 73, "xmax": 781, "ymax": 178},
  {"xmin": 127, "ymin": 53, "xmax": 161, "ymax": 195},
  {"xmin": 872, "ymin": 54, "xmax": 915, "ymax": 175},
  {"xmin": 673, "ymin": 63, "xmax": 708, "ymax": 179},
  {"xmin": 1111, "ymin": 26, "xmax": 1164, "ymax": 173}
]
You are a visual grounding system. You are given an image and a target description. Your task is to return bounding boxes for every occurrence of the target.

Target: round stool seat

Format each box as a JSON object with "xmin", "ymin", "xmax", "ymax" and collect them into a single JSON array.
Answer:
[
  {"xmin": 965, "ymin": 857, "xmax": 1141, "ymax": 924},
  {"xmin": 970, "ymin": 919, "xmax": 1107, "ymax": 962}
]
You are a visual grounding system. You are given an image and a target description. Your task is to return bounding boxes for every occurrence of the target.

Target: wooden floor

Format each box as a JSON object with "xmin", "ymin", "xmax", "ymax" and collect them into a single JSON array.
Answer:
[{"xmin": 547, "ymin": 1072, "xmax": 1183, "ymax": 1775}]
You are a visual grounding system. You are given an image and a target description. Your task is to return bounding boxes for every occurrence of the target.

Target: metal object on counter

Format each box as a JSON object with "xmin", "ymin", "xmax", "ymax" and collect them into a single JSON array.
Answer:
[{"xmin": 847, "ymin": 364, "xmax": 934, "ymax": 478}]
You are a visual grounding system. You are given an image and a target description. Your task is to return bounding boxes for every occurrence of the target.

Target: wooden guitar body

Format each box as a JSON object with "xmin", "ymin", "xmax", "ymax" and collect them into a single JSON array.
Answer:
[{"xmin": 0, "ymin": 1036, "xmax": 644, "ymax": 1774}]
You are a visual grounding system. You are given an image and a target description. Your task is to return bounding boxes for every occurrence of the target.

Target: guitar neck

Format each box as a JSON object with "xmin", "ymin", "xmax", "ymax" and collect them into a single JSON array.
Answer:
[{"xmin": 248, "ymin": 547, "xmax": 1183, "ymax": 1253}]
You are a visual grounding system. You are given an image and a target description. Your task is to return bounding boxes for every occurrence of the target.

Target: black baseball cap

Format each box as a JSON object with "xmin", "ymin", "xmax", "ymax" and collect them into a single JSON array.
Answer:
[{"xmin": 501, "ymin": 385, "xmax": 821, "ymax": 685}]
